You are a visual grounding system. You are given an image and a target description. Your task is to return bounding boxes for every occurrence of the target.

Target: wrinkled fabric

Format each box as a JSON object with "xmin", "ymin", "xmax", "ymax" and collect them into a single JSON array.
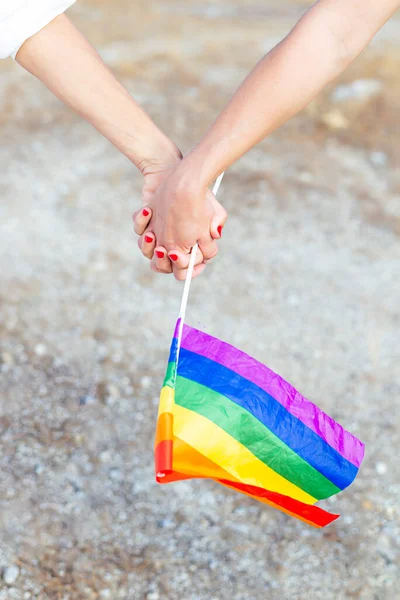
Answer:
[{"xmin": 155, "ymin": 320, "xmax": 365, "ymax": 528}]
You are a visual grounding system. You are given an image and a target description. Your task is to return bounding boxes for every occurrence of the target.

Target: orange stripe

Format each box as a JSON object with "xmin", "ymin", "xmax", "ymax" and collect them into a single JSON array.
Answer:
[
  {"xmin": 172, "ymin": 436, "xmax": 240, "ymax": 480},
  {"xmin": 172, "ymin": 438, "xmax": 333, "ymax": 526},
  {"xmin": 155, "ymin": 437, "xmax": 338, "ymax": 527},
  {"xmin": 155, "ymin": 412, "xmax": 174, "ymax": 447}
]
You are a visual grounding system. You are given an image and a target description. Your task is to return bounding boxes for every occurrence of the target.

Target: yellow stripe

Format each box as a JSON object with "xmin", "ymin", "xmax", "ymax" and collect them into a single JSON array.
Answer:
[
  {"xmin": 173, "ymin": 404, "xmax": 316, "ymax": 505},
  {"xmin": 158, "ymin": 386, "xmax": 175, "ymax": 417}
]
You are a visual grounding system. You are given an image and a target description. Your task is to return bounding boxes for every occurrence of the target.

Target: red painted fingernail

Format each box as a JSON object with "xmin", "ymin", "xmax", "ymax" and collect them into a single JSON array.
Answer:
[
  {"xmin": 217, "ymin": 225, "xmax": 223, "ymax": 236},
  {"xmin": 170, "ymin": 254, "xmax": 178, "ymax": 262},
  {"xmin": 156, "ymin": 250, "xmax": 164, "ymax": 259},
  {"xmin": 142, "ymin": 209, "xmax": 150, "ymax": 217},
  {"xmin": 144, "ymin": 235, "xmax": 153, "ymax": 243}
]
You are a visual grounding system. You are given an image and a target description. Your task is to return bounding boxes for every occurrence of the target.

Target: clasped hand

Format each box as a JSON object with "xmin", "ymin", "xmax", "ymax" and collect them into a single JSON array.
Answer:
[{"xmin": 132, "ymin": 158, "xmax": 227, "ymax": 281}]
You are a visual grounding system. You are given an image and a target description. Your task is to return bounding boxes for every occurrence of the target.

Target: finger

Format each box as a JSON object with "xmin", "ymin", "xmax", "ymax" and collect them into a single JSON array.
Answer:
[
  {"xmin": 173, "ymin": 262, "xmax": 207, "ymax": 281},
  {"xmin": 168, "ymin": 246, "xmax": 204, "ymax": 271},
  {"xmin": 152, "ymin": 246, "xmax": 173, "ymax": 274},
  {"xmin": 210, "ymin": 204, "xmax": 228, "ymax": 239},
  {"xmin": 140, "ymin": 232, "xmax": 156, "ymax": 259},
  {"xmin": 151, "ymin": 262, "xmax": 173, "ymax": 275},
  {"xmin": 197, "ymin": 235, "xmax": 219, "ymax": 262},
  {"xmin": 133, "ymin": 207, "xmax": 152, "ymax": 235}
]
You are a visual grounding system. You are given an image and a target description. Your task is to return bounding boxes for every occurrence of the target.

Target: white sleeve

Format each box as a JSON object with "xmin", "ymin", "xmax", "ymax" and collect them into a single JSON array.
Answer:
[{"xmin": 0, "ymin": 0, "xmax": 76, "ymax": 59}]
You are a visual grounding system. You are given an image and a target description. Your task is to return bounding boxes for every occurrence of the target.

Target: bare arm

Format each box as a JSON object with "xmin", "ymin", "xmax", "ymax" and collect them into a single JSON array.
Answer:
[
  {"xmin": 16, "ymin": 12, "xmax": 225, "ymax": 278},
  {"xmin": 16, "ymin": 14, "xmax": 181, "ymax": 173},
  {"xmin": 175, "ymin": 0, "xmax": 399, "ymax": 187}
]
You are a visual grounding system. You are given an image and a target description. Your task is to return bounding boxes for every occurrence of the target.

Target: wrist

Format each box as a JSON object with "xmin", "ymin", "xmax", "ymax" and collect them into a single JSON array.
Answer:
[
  {"xmin": 135, "ymin": 136, "xmax": 182, "ymax": 176},
  {"xmin": 172, "ymin": 150, "xmax": 216, "ymax": 193}
]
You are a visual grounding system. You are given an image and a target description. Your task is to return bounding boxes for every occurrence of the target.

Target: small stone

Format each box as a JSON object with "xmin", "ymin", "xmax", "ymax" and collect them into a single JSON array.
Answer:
[
  {"xmin": 156, "ymin": 518, "xmax": 175, "ymax": 529},
  {"xmin": 146, "ymin": 593, "xmax": 160, "ymax": 600},
  {"xmin": 78, "ymin": 395, "xmax": 96, "ymax": 406},
  {"xmin": 377, "ymin": 533, "xmax": 395, "ymax": 563},
  {"xmin": 97, "ymin": 344, "xmax": 109, "ymax": 360},
  {"xmin": 107, "ymin": 384, "xmax": 120, "ymax": 399},
  {"xmin": 34, "ymin": 464, "xmax": 44, "ymax": 475},
  {"xmin": 370, "ymin": 151, "xmax": 387, "ymax": 167},
  {"xmin": 140, "ymin": 376, "xmax": 152, "ymax": 389},
  {"xmin": 100, "ymin": 590, "xmax": 111, "ymax": 599},
  {"xmin": 331, "ymin": 79, "xmax": 382, "ymax": 103},
  {"xmin": 376, "ymin": 462, "xmax": 387, "ymax": 475},
  {"xmin": 298, "ymin": 171, "xmax": 313, "ymax": 183},
  {"xmin": 109, "ymin": 468, "xmax": 123, "ymax": 482},
  {"xmin": 34, "ymin": 343, "xmax": 47, "ymax": 356},
  {"xmin": 321, "ymin": 110, "xmax": 349, "ymax": 130},
  {"xmin": 2, "ymin": 565, "xmax": 20, "ymax": 585},
  {"xmin": 0, "ymin": 352, "xmax": 14, "ymax": 366},
  {"xmin": 100, "ymin": 451, "xmax": 111, "ymax": 463},
  {"xmin": 287, "ymin": 294, "xmax": 300, "ymax": 306},
  {"xmin": 343, "ymin": 515, "xmax": 353, "ymax": 525},
  {"xmin": 53, "ymin": 357, "xmax": 65, "ymax": 368}
]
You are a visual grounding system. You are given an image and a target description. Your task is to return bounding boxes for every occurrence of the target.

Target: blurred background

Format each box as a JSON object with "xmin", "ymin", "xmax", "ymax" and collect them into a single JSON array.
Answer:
[{"xmin": 0, "ymin": 1, "xmax": 399, "ymax": 598}]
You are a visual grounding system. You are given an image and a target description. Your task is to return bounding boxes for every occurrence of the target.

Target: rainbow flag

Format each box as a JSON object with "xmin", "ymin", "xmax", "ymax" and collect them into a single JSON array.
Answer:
[{"xmin": 155, "ymin": 320, "xmax": 365, "ymax": 527}]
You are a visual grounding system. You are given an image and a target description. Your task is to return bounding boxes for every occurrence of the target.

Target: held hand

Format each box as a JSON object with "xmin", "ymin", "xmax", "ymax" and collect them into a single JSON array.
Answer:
[
  {"xmin": 133, "ymin": 170, "xmax": 227, "ymax": 280},
  {"xmin": 133, "ymin": 151, "xmax": 183, "ymax": 275}
]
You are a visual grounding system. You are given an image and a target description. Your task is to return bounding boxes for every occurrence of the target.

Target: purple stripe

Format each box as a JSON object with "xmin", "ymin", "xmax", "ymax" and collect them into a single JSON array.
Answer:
[
  {"xmin": 173, "ymin": 318, "xmax": 182, "ymax": 339},
  {"xmin": 176, "ymin": 323, "xmax": 365, "ymax": 468}
]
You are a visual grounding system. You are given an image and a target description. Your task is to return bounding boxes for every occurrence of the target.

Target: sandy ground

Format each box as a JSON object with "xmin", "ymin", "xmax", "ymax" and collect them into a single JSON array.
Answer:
[{"xmin": 1, "ymin": 1, "xmax": 399, "ymax": 598}]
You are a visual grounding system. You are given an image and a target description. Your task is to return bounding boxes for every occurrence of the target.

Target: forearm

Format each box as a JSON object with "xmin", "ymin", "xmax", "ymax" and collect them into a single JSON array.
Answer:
[
  {"xmin": 181, "ymin": 0, "xmax": 399, "ymax": 186},
  {"xmin": 16, "ymin": 14, "xmax": 181, "ymax": 172}
]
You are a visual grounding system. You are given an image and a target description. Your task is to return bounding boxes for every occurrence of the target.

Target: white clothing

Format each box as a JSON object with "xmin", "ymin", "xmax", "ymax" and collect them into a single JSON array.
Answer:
[{"xmin": 0, "ymin": 0, "xmax": 75, "ymax": 59}]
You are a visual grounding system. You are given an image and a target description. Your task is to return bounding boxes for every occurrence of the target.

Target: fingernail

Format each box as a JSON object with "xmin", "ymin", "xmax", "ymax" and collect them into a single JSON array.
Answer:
[
  {"xmin": 169, "ymin": 254, "xmax": 178, "ymax": 262},
  {"xmin": 144, "ymin": 235, "xmax": 153, "ymax": 243},
  {"xmin": 142, "ymin": 209, "xmax": 150, "ymax": 217},
  {"xmin": 217, "ymin": 225, "xmax": 223, "ymax": 237},
  {"xmin": 156, "ymin": 250, "xmax": 164, "ymax": 259}
]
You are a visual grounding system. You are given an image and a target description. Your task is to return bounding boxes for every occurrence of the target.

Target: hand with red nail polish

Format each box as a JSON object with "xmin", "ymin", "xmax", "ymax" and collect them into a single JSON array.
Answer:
[
  {"xmin": 132, "ymin": 153, "xmax": 227, "ymax": 279},
  {"xmin": 136, "ymin": 165, "xmax": 227, "ymax": 281},
  {"xmin": 132, "ymin": 153, "xmax": 182, "ymax": 271}
]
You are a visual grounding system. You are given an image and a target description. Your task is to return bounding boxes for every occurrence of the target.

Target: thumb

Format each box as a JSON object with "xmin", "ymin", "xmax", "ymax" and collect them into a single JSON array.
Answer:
[
  {"xmin": 210, "ymin": 203, "xmax": 228, "ymax": 239},
  {"xmin": 207, "ymin": 190, "xmax": 228, "ymax": 239}
]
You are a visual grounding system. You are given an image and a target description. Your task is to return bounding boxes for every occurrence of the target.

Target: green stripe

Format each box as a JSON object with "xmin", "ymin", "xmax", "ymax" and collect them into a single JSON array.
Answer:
[
  {"xmin": 164, "ymin": 361, "xmax": 176, "ymax": 388},
  {"xmin": 175, "ymin": 375, "xmax": 340, "ymax": 500}
]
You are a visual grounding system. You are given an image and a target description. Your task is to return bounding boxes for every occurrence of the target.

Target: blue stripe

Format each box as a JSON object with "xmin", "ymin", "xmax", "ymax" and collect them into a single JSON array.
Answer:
[
  {"xmin": 177, "ymin": 348, "xmax": 358, "ymax": 491},
  {"xmin": 168, "ymin": 336, "xmax": 179, "ymax": 364}
]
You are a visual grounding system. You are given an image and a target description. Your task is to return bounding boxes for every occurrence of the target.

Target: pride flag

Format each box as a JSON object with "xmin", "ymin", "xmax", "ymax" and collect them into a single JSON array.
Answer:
[{"xmin": 155, "ymin": 321, "xmax": 365, "ymax": 528}]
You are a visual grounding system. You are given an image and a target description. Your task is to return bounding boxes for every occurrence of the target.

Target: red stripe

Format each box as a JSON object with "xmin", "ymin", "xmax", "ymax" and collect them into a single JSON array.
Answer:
[
  {"xmin": 218, "ymin": 479, "xmax": 339, "ymax": 528},
  {"xmin": 155, "ymin": 440, "xmax": 173, "ymax": 480}
]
